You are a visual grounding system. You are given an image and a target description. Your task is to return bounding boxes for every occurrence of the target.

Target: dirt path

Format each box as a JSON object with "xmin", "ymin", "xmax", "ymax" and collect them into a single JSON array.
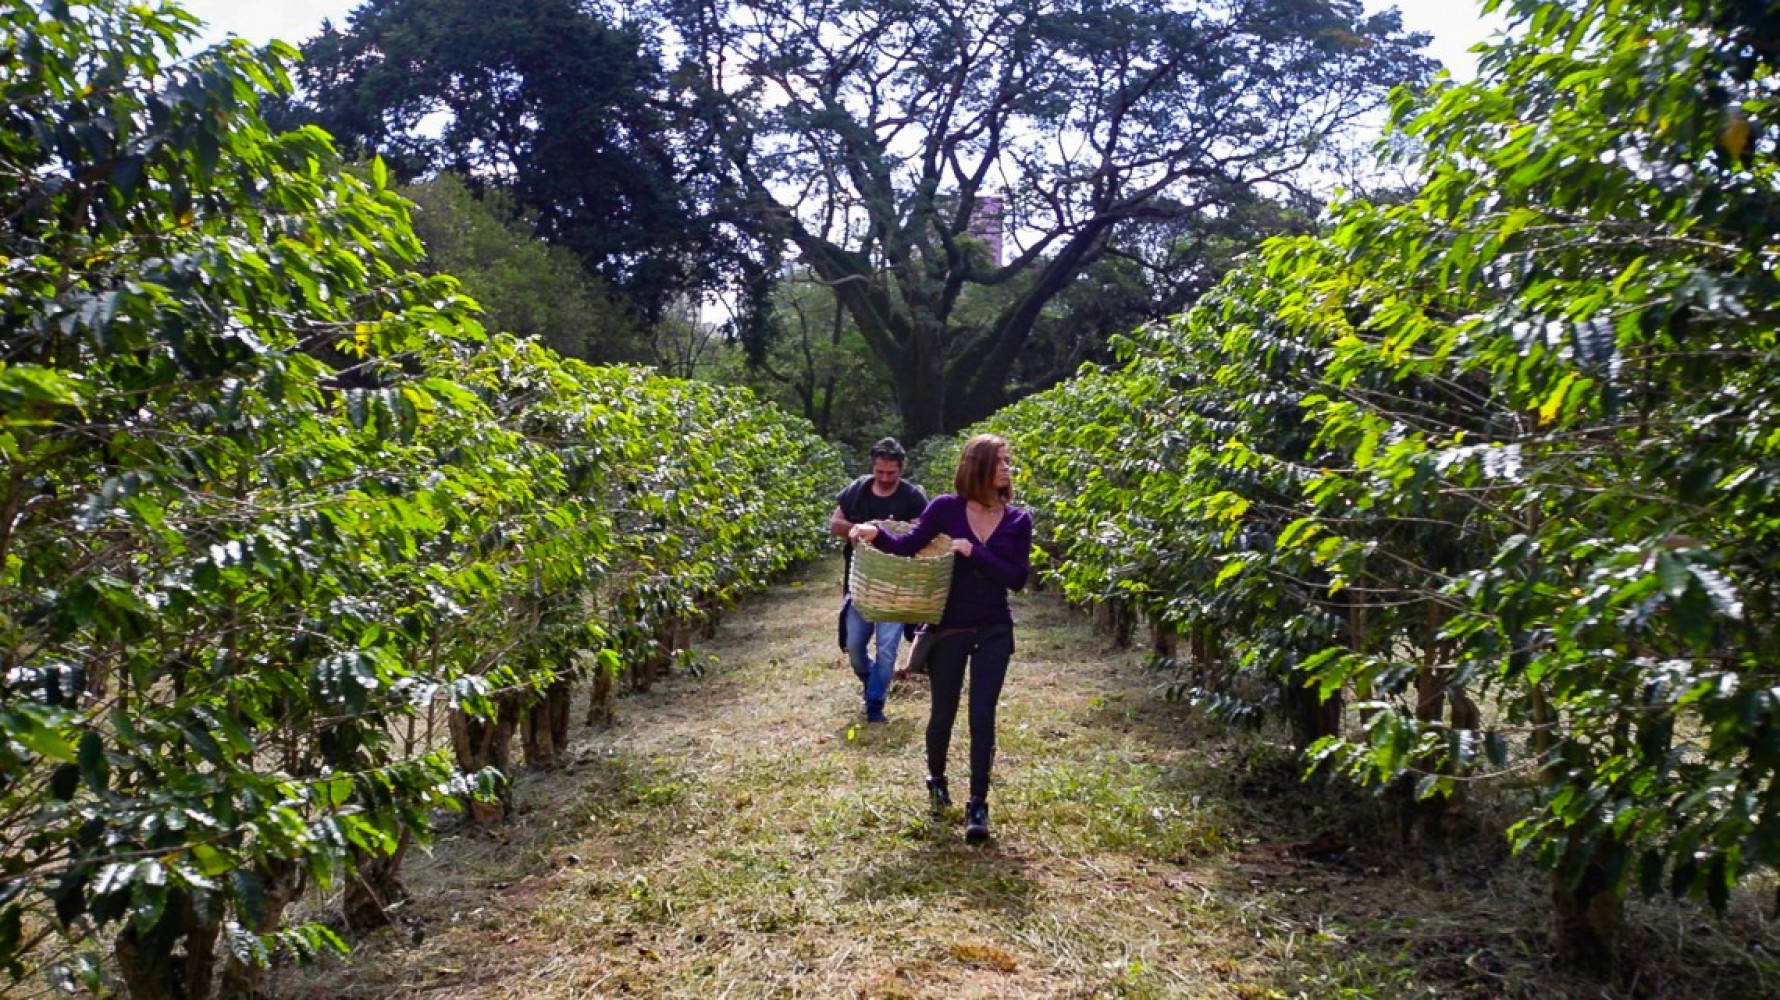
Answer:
[{"xmin": 275, "ymin": 557, "xmax": 1779, "ymax": 999}]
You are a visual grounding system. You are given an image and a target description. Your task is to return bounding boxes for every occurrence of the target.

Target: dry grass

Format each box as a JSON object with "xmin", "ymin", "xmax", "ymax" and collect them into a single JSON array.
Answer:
[{"xmin": 271, "ymin": 558, "xmax": 1780, "ymax": 999}]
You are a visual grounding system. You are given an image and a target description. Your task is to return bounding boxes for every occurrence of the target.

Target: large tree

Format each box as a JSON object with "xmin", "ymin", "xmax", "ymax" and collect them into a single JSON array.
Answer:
[
  {"xmin": 296, "ymin": 0, "xmax": 729, "ymax": 321},
  {"xmin": 661, "ymin": 0, "xmax": 1435, "ymax": 441}
]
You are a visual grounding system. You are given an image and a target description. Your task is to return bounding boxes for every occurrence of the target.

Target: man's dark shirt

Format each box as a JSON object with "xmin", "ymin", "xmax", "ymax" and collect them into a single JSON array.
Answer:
[{"xmin": 838, "ymin": 476, "xmax": 927, "ymax": 592}]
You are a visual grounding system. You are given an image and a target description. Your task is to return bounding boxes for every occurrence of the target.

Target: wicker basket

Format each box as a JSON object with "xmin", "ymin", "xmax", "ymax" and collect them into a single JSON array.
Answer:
[{"xmin": 849, "ymin": 521, "xmax": 953, "ymax": 624}]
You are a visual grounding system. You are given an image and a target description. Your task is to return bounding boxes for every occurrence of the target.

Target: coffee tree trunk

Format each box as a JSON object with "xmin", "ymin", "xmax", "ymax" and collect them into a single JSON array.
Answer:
[
  {"xmin": 1406, "ymin": 621, "xmax": 1458, "ymax": 844},
  {"xmin": 521, "ymin": 678, "xmax": 575, "ymax": 768},
  {"xmin": 1289, "ymin": 600, "xmax": 1357, "ymax": 752},
  {"xmin": 450, "ymin": 694, "xmax": 520, "ymax": 823},
  {"xmin": 697, "ymin": 593, "xmax": 722, "ymax": 638},
  {"xmin": 114, "ymin": 889, "xmax": 221, "ymax": 1000},
  {"xmin": 673, "ymin": 615, "xmax": 696, "ymax": 659},
  {"xmin": 1150, "ymin": 618, "xmax": 1178, "ymax": 660},
  {"xmin": 219, "ymin": 859, "xmax": 306, "ymax": 998},
  {"xmin": 343, "ymin": 830, "xmax": 413, "ymax": 930},
  {"xmin": 1092, "ymin": 598, "xmax": 1136, "ymax": 647},
  {"xmin": 1189, "ymin": 624, "xmax": 1221, "ymax": 691},
  {"xmin": 586, "ymin": 662, "xmax": 615, "ymax": 727},
  {"xmin": 629, "ymin": 625, "xmax": 664, "ymax": 692},
  {"xmin": 1550, "ymin": 833, "xmax": 1625, "ymax": 974},
  {"xmin": 1284, "ymin": 671, "xmax": 1343, "ymax": 752}
]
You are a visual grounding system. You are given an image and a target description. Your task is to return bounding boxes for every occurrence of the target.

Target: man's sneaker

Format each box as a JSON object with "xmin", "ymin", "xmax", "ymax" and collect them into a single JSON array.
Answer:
[
  {"xmin": 865, "ymin": 708, "xmax": 889, "ymax": 724},
  {"xmin": 926, "ymin": 775, "xmax": 950, "ymax": 813},
  {"xmin": 964, "ymin": 799, "xmax": 991, "ymax": 844}
]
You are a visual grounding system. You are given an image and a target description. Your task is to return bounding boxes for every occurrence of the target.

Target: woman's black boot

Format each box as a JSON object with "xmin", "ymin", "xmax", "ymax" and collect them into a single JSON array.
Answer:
[
  {"xmin": 964, "ymin": 798, "xmax": 991, "ymax": 844},
  {"xmin": 926, "ymin": 775, "xmax": 950, "ymax": 813}
]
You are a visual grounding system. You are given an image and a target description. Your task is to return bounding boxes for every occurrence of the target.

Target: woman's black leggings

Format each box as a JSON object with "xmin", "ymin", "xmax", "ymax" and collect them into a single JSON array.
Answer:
[{"xmin": 925, "ymin": 624, "xmax": 1014, "ymax": 801}]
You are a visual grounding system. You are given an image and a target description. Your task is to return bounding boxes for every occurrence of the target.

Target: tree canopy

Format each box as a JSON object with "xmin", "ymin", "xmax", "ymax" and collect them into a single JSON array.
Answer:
[
  {"xmin": 660, "ymin": 0, "xmax": 1435, "ymax": 440},
  {"xmin": 295, "ymin": 0, "xmax": 730, "ymax": 322}
]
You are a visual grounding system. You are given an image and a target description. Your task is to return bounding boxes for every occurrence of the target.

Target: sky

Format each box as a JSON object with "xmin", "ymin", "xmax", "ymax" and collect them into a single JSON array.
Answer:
[{"xmin": 183, "ymin": 1, "xmax": 1510, "ymax": 81}]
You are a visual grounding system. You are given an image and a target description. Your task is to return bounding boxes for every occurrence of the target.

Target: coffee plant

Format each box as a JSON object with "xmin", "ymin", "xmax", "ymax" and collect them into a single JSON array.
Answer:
[{"xmin": 960, "ymin": 0, "xmax": 1779, "ymax": 970}]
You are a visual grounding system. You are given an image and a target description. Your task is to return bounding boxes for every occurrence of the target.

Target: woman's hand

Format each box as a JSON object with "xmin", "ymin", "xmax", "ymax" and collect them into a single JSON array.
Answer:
[
  {"xmin": 849, "ymin": 523, "xmax": 880, "ymax": 544},
  {"xmin": 950, "ymin": 538, "xmax": 973, "ymax": 558}
]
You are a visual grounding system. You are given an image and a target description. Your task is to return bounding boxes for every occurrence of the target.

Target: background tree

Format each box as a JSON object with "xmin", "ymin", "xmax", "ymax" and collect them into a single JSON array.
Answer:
[
  {"xmin": 709, "ymin": 268, "xmax": 902, "ymax": 450},
  {"xmin": 661, "ymin": 0, "xmax": 1435, "ymax": 441},
  {"xmin": 402, "ymin": 174, "xmax": 647, "ymax": 363},
  {"xmin": 295, "ymin": 0, "xmax": 732, "ymax": 322}
]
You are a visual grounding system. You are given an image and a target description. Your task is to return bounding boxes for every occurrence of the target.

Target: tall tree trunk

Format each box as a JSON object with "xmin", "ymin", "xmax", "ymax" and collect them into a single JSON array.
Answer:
[{"xmin": 895, "ymin": 341, "xmax": 947, "ymax": 443}]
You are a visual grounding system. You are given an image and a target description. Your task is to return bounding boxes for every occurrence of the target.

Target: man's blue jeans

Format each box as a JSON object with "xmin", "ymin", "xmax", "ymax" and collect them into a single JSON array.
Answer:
[{"xmin": 843, "ymin": 597, "xmax": 902, "ymax": 716}]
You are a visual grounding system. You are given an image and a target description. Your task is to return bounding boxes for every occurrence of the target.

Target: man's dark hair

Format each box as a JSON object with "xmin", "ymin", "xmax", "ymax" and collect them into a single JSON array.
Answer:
[{"xmin": 869, "ymin": 437, "xmax": 907, "ymax": 465}]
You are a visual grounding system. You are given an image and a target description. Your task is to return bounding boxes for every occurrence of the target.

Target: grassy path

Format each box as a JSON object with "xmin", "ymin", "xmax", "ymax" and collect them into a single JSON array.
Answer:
[{"xmin": 277, "ymin": 557, "xmax": 1777, "ymax": 999}]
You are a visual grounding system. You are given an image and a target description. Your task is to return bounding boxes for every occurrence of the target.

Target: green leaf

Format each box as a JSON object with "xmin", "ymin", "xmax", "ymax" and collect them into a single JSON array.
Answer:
[
  {"xmin": 322, "ymin": 776, "xmax": 355, "ymax": 809},
  {"xmin": 50, "ymin": 764, "xmax": 80, "ymax": 802},
  {"xmin": 234, "ymin": 868, "xmax": 267, "ymax": 929},
  {"xmin": 3, "ymin": 708, "xmax": 78, "ymax": 762},
  {"xmin": 131, "ymin": 879, "xmax": 168, "ymax": 935},
  {"xmin": 189, "ymin": 844, "xmax": 233, "ymax": 878},
  {"xmin": 1497, "ymin": 206, "xmax": 1541, "ymax": 240},
  {"xmin": 0, "ymin": 364, "xmax": 87, "ymax": 406},
  {"xmin": 1484, "ymin": 731, "xmax": 1508, "ymax": 768},
  {"xmin": 78, "ymin": 730, "xmax": 109, "ymax": 793}
]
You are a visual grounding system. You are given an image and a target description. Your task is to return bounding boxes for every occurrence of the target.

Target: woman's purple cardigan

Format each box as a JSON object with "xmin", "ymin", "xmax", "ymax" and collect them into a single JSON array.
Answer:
[{"xmin": 871, "ymin": 494, "xmax": 1033, "ymax": 629}]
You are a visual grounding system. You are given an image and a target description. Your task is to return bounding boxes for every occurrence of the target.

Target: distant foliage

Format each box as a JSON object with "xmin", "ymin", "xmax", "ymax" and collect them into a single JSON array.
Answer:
[
  {"xmin": 705, "ymin": 269, "xmax": 903, "ymax": 455},
  {"xmin": 295, "ymin": 0, "xmax": 738, "ymax": 324},
  {"xmin": 0, "ymin": 2, "xmax": 839, "ymax": 995},
  {"xmin": 959, "ymin": 0, "xmax": 1779, "ymax": 969},
  {"xmin": 401, "ymin": 175, "xmax": 647, "ymax": 365}
]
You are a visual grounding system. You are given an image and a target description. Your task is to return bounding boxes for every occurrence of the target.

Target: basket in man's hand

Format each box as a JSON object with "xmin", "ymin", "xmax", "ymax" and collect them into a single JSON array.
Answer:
[{"xmin": 849, "ymin": 520, "xmax": 953, "ymax": 624}]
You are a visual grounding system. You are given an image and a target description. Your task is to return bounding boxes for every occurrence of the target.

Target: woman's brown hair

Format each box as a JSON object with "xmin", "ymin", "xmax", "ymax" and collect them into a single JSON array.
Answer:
[{"xmin": 953, "ymin": 434, "xmax": 1011, "ymax": 506}]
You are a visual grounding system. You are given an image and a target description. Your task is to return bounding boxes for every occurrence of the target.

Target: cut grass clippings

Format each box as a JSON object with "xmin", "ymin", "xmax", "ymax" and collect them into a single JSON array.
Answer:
[{"xmin": 272, "ymin": 556, "xmax": 1780, "ymax": 999}]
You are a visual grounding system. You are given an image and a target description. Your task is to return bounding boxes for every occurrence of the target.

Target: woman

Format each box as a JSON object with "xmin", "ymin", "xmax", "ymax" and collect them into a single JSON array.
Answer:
[{"xmin": 850, "ymin": 434, "xmax": 1032, "ymax": 843}]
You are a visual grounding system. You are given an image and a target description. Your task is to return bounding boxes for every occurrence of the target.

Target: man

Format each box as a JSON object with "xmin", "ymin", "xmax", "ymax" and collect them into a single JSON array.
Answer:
[{"xmin": 830, "ymin": 437, "xmax": 928, "ymax": 722}]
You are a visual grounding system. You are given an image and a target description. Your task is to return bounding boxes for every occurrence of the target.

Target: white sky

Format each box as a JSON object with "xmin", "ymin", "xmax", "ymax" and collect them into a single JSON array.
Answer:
[{"xmin": 183, "ymin": 1, "xmax": 1508, "ymax": 81}]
